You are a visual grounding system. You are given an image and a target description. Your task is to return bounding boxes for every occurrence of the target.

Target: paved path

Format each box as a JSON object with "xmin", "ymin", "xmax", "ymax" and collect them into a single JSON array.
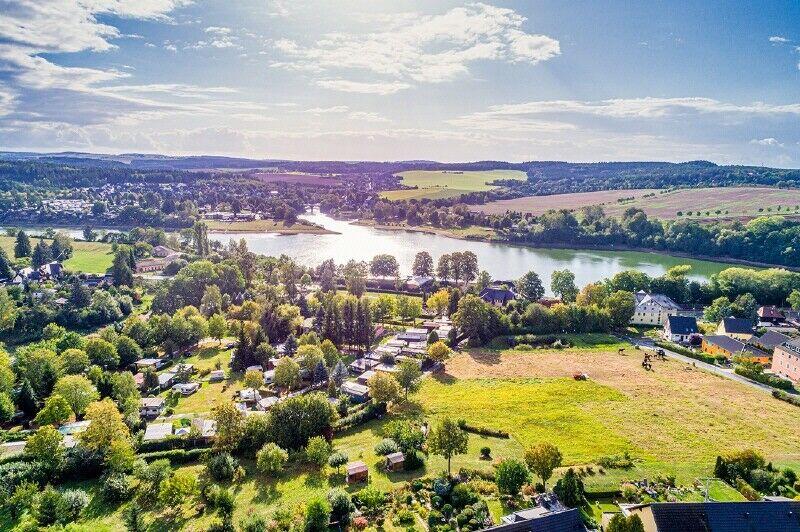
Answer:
[{"xmin": 626, "ymin": 337, "xmax": 775, "ymax": 394}]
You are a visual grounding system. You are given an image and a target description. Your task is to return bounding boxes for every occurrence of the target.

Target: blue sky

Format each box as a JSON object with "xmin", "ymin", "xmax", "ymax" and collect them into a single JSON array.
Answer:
[{"xmin": 0, "ymin": 0, "xmax": 799, "ymax": 165}]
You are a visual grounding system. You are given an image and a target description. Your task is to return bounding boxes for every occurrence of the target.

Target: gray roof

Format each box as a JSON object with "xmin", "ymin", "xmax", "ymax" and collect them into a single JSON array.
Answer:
[
  {"xmin": 486, "ymin": 508, "xmax": 585, "ymax": 532},
  {"xmin": 704, "ymin": 335, "xmax": 745, "ymax": 354},
  {"xmin": 720, "ymin": 317, "xmax": 755, "ymax": 334},
  {"xmin": 648, "ymin": 501, "xmax": 800, "ymax": 532},
  {"xmin": 637, "ymin": 293, "xmax": 681, "ymax": 310},
  {"xmin": 753, "ymin": 330, "xmax": 791, "ymax": 349},
  {"xmin": 666, "ymin": 315, "xmax": 698, "ymax": 335}
]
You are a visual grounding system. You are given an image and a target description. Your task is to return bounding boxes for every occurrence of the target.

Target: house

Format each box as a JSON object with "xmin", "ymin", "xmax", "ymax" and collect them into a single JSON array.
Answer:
[
  {"xmin": 174, "ymin": 363, "xmax": 195, "ymax": 374},
  {"xmin": 479, "ymin": 286, "xmax": 516, "ymax": 307},
  {"xmin": 618, "ymin": 501, "xmax": 800, "ymax": 532},
  {"xmin": 139, "ymin": 397, "xmax": 166, "ymax": 418},
  {"xmin": 663, "ymin": 316, "xmax": 698, "ymax": 343},
  {"xmin": 405, "ymin": 275, "xmax": 434, "ymax": 292},
  {"xmin": 257, "ymin": 396, "xmax": 280, "ymax": 411},
  {"xmin": 772, "ymin": 339, "xmax": 800, "ymax": 383},
  {"xmin": 171, "ymin": 382, "xmax": 200, "ymax": 396},
  {"xmin": 135, "ymin": 257, "xmax": 171, "ymax": 273},
  {"xmin": 263, "ymin": 369, "xmax": 275, "ymax": 385},
  {"xmin": 143, "ymin": 422, "xmax": 173, "ymax": 442},
  {"xmin": 191, "ymin": 418, "xmax": 217, "ymax": 440},
  {"xmin": 133, "ymin": 373, "xmax": 145, "ymax": 389},
  {"xmin": 341, "ymin": 381, "xmax": 370, "ymax": 402},
  {"xmin": 702, "ymin": 335, "xmax": 745, "ymax": 359},
  {"xmin": 237, "ymin": 388, "xmax": 261, "ymax": 405},
  {"xmin": 630, "ymin": 293, "xmax": 682, "ymax": 326},
  {"xmin": 158, "ymin": 372, "xmax": 177, "ymax": 389},
  {"xmin": 348, "ymin": 357, "xmax": 378, "ymax": 374},
  {"xmin": 397, "ymin": 328, "xmax": 429, "ymax": 342},
  {"xmin": 751, "ymin": 330, "xmax": 791, "ymax": 352},
  {"xmin": 346, "ymin": 461, "xmax": 369, "ymax": 484},
  {"xmin": 246, "ymin": 365, "xmax": 263, "ymax": 373},
  {"xmin": 209, "ymin": 370, "xmax": 225, "ymax": 382},
  {"xmin": 716, "ymin": 317, "xmax": 755, "ymax": 342},
  {"xmin": 489, "ymin": 494, "xmax": 585, "ymax": 532},
  {"xmin": 356, "ymin": 370, "xmax": 376, "ymax": 385},
  {"xmin": 152, "ymin": 245, "xmax": 179, "ymax": 258},
  {"xmin": 758, "ymin": 305, "xmax": 785, "ymax": 325},
  {"xmin": 136, "ymin": 358, "xmax": 168, "ymax": 371},
  {"xmin": 385, "ymin": 451, "xmax": 405, "ymax": 472}
]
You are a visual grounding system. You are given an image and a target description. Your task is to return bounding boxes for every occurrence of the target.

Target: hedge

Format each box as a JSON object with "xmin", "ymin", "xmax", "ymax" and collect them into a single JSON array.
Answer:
[
  {"xmin": 138, "ymin": 448, "xmax": 210, "ymax": 464},
  {"xmin": 456, "ymin": 419, "xmax": 509, "ymax": 439},
  {"xmin": 653, "ymin": 340, "xmax": 722, "ymax": 365},
  {"xmin": 138, "ymin": 435, "xmax": 210, "ymax": 453},
  {"xmin": 735, "ymin": 367, "xmax": 795, "ymax": 391},
  {"xmin": 772, "ymin": 389, "xmax": 800, "ymax": 407},
  {"xmin": 333, "ymin": 402, "xmax": 387, "ymax": 433}
]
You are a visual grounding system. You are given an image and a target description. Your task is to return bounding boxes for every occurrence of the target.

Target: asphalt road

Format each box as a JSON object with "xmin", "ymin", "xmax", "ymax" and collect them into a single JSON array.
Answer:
[{"xmin": 626, "ymin": 337, "xmax": 776, "ymax": 394}]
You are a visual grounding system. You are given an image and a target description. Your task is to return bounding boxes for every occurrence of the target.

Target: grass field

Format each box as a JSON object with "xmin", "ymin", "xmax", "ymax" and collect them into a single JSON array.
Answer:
[
  {"xmin": 381, "ymin": 170, "xmax": 527, "ymax": 201},
  {"xmin": 422, "ymin": 347, "xmax": 800, "ymax": 491},
  {"xmin": 205, "ymin": 219, "xmax": 334, "ymax": 234},
  {"xmin": 473, "ymin": 186, "xmax": 800, "ymax": 221},
  {"xmin": 253, "ymin": 172, "xmax": 342, "ymax": 186},
  {"xmin": 0, "ymin": 236, "xmax": 113, "ymax": 274}
]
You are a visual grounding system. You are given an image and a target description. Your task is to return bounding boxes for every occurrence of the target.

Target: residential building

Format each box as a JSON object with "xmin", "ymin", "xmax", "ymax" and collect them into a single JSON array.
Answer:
[
  {"xmin": 758, "ymin": 306, "xmax": 785, "ymax": 325},
  {"xmin": 341, "ymin": 381, "xmax": 370, "ymax": 402},
  {"xmin": 479, "ymin": 285, "xmax": 516, "ymax": 307},
  {"xmin": 772, "ymin": 339, "xmax": 800, "ymax": 383},
  {"xmin": 702, "ymin": 335, "xmax": 745, "ymax": 359},
  {"xmin": 663, "ymin": 316, "xmax": 698, "ymax": 343},
  {"xmin": 751, "ymin": 330, "xmax": 791, "ymax": 352},
  {"xmin": 171, "ymin": 382, "xmax": 200, "ymax": 396},
  {"xmin": 630, "ymin": 292, "xmax": 682, "ymax": 326},
  {"xmin": 619, "ymin": 501, "xmax": 800, "ymax": 532},
  {"xmin": 489, "ymin": 494, "xmax": 585, "ymax": 532},
  {"xmin": 716, "ymin": 317, "xmax": 755, "ymax": 342},
  {"xmin": 139, "ymin": 397, "xmax": 165, "ymax": 418},
  {"xmin": 143, "ymin": 422, "xmax": 173, "ymax": 442}
]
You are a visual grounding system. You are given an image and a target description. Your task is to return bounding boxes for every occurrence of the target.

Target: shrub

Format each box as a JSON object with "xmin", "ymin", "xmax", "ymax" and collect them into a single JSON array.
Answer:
[
  {"xmin": 597, "ymin": 452, "xmax": 634, "ymax": 469},
  {"xmin": 772, "ymin": 389, "xmax": 800, "ymax": 407},
  {"xmin": 394, "ymin": 508, "xmax": 415, "ymax": 525},
  {"xmin": 61, "ymin": 489, "xmax": 89, "ymax": 521},
  {"xmin": 328, "ymin": 451, "xmax": 348, "ymax": 473},
  {"xmin": 138, "ymin": 448, "xmax": 209, "ymax": 464},
  {"xmin": 256, "ymin": 443, "xmax": 288, "ymax": 474},
  {"xmin": 327, "ymin": 488, "xmax": 355, "ymax": 526},
  {"xmin": 36, "ymin": 486, "xmax": 66, "ymax": 526},
  {"xmin": 305, "ymin": 436, "xmax": 331, "ymax": 467},
  {"xmin": 207, "ymin": 452, "xmax": 239, "ymax": 482},
  {"xmin": 495, "ymin": 458, "xmax": 529, "ymax": 495},
  {"xmin": 240, "ymin": 514, "xmax": 268, "ymax": 532},
  {"xmin": 304, "ymin": 497, "xmax": 332, "ymax": 532},
  {"xmin": 101, "ymin": 471, "xmax": 133, "ymax": 502},
  {"xmin": 456, "ymin": 419, "xmax": 509, "ymax": 439},
  {"xmin": 355, "ymin": 486, "xmax": 386, "ymax": 514},
  {"xmin": 736, "ymin": 366, "xmax": 795, "ymax": 391},
  {"xmin": 451, "ymin": 483, "xmax": 479, "ymax": 509},
  {"xmin": 374, "ymin": 438, "xmax": 401, "ymax": 456},
  {"xmin": 480, "ymin": 446, "xmax": 491, "ymax": 459}
]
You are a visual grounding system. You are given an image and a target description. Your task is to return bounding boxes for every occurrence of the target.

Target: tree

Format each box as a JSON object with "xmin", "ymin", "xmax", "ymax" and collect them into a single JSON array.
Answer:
[
  {"xmin": 327, "ymin": 488, "xmax": 354, "ymax": 526},
  {"xmin": 17, "ymin": 378, "xmax": 38, "ymax": 418},
  {"xmin": 34, "ymin": 394, "xmax": 74, "ymax": 426},
  {"xmin": 576, "ymin": 282, "xmax": 608, "ymax": 307},
  {"xmin": 496, "ymin": 458, "xmax": 530, "ymax": 495},
  {"xmin": 436, "ymin": 254, "xmax": 452, "ymax": 282},
  {"xmin": 0, "ymin": 248, "xmax": 13, "ymax": 280},
  {"xmin": 200, "ymin": 284, "xmax": 223, "ymax": 316},
  {"xmin": 551, "ymin": 269, "xmax": 578, "ymax": 303},
  {"xmin": 412, "ymin": 251, "xmax": 433, "ymax": 277},
  {"xmin": 704, "ymin": 296, "xmax": 734, "ymax": 323},
  {"xmin": 428, "ymin": 417, "xmax": 468, "ymax": 475},
  {"xmin": 0, "ymin": 287, "xmax": 18, "ymax": 332},
  {"xmin": 54, "ymin": 374, "xmax": 99, "ymax": 416},
  {"xmin": 123, "ymin": 500, "xmax": 147, "ymax": 532},
  {"xmin": 305, "ymin": 435, "xmax": 331, "ymax": 467},
  {"xmin": 193, "ymin": 221, "xmax": 210, "ymax": 257},
  {"xmin": 80, "ymin": 398, "xmax": 130, "ymax": 453},
  {"xmin": 427, "ymin": 289, "xmax": 450, "ymax": 316},
  {"xmin": 328, "ymin": 451, "xmax": 348, "ymax": 474},
  {"xmin": 212, "ymin": 400, "xmax": 245, "ymax": 452},
  {"xmin": 267, "ymin": 392, "xmax": 337, "ymax": 450},
  {"xmin": 115, "ymin": 336, "xmax": 142, "ymax": 368},
  {"xmin": 244, "ymin": 370, "xmax": 264, "ymax": 390},
  {"xmin": 14, "ymin": 230, "xmax": 31, "ymax": 258},
  {"xmin": 208, "ymin": 313, "xmax": 227, "ymax": 343},
  {"xmin": 36, "ymin": 485, "xmax": 66, "ymax": 527},
  {"xmin": 320, "ymin": 339, "xmax": 340, "ymax": 366},
  {"xmin": 788, "ymin": 289, "xmax": 800, "ymax": 311},
  {"xmin": 369, "ymin": 254, "xmax": 399, "ymax": 278},
  {"xmin": 427, "ymin": 340, "xmax": 452, "ymax": 363},
  {"xmin": 112, "ymin": 249, "xmax": 134, "ymax": 287},
  {"xmin": 86, "ymin": 337, "xmax": 119, "ymax": 369},
  {"xmin": 31, "ymin": 239, "xmax": 53, "ymax": 268},
  {"xmin": 330, "ymin": 360, "xmax": 348, "ymax": 387},
  {"xmin": 304, "ymin": 497, "xmax": 332, "ymax": 532},
  {"xmin": 26, "ymin": 426, "xmax": 65, "ymax": 472},
  {"xmin": 553, "ymin": 468, "xmax": 585, "ymax": 508},
  {"xmin": 604, "ymin": 290, "xmax": 636, "ymax": 329},
  {"xmin": 524, "ymin": 443, "xmax": 563, "ymax": 489},
  {"xmin": 50, "ymin": 233, "xmax": 73, "ymax": 261},
  {"xmin": 159, "ymin": 470, "xmax": 198, "ymax": 508},
  {"xmin": 256, "ymin": 442, "xmax": 289, "ymax": 474},
  {"xmin": 395, "ymin": 360, "xmax": 423, "ymax": 400},
  {"xmin": 396, "ymin": 295, "xmax": 422, "ymax": 322},
  {"xmin": 517, "ymin": 271, "xmax": 545, "ymax": 302},
  {"xmin": 342, "ymin": 260, "xmax": 368, "ymax": 297},
  {"xmin": 274, "ymin": 356, "xmax": 301, "ymax": 391},
  {"xmin": 607, "ymin": 514, "xmax": 645, "ymax": 532},
  {"xmin": 367, "ymin": 372, "xmax": 401, "ymax": 404}
]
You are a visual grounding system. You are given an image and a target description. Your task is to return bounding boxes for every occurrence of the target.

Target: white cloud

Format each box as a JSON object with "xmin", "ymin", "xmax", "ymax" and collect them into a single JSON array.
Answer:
[
  {"xmin": 272, "ymin": 3, "xmax": 559, "ymax": 91},
  {"xmin": 750, "ymin": 137, "xmax": 783, "ymax": 147},
  {"xmin": 769, "ymin": 36, "xmax": 790, "ymax": 43},
  {"xmin": 205, "ymin": 26, "xmax": 231, "ymax": 35},
  {"xmin": 316, "ymin": 79, "xmax": 412, "ymax": 95},
  {"xmin": 348, "ymin": 111, "xmax": 389, "ymax": 123},
  {"xmin": 267, "ymin": 0, "xmax": 291, "ymax": 18},
  {"xmin": 304, "ymin": 106, "xmax": 349, "ymax": 114}
]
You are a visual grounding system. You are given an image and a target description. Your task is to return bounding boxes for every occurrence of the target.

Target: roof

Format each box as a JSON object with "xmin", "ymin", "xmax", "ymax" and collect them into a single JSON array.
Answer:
[
  {"xmin": 753, "ymin": 330, "xmax": 791, "ymax": 349},
  {"xmin": 143, "ymin": 422, "xmax": 173, "ymax": 441},
  {"xmin": 647, "ymin": 501, "xmax": 800, "ymax": 532},
  {"xmin": 637, "ymin": 293, "xmax": 681, "ymax": 310},
  {"xmin": 346, "ymin": 461, "xmax": 368, "ymax": 474},
  {"xmin": 720, "ymin": 317, "xmax": 755, "ymax": 334},
  {"xmin": 486, "ymin": 508, "xmax": 585, "ymax": 532},
  {"xmin": 479, "ymin": 286, "xmax": 516, "ymax": 303},
  {"xmin": 140, "ymin": 397, "xmax": 165, "ymax": 408},
  {"xmin": 341, "ymin": 381, "xmax": 370, "ymax": 397},
  {"xmin": 666, "ymin": 315, "xmax": 698, "ymax": 335},
  {"xmin": 386, "ymin": 451, "xmax": 404, "ymax": 463},
  {"xmin": 704, "ymin": 335, "xmax": 745, "ymax": 354},
  {"xmin": 758, "ymin": 306, "xmax": 784, "ymax": 319}
]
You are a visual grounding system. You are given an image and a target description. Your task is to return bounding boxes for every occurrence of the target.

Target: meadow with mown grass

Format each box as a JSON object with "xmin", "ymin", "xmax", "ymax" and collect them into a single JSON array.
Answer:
[
  {"xmin": 381, "ymin": 170, "xmax": 527, "ymax": 201},
  {"xmin": 0, "ymin": 235, "xmax": 113, "ymax": 274}
]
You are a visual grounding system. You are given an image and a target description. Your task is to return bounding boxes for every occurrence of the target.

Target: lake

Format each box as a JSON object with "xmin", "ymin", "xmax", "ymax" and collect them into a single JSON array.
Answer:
[{"xmin": 209, "ymin": 211, "xmax": 733, "ymax": 291}]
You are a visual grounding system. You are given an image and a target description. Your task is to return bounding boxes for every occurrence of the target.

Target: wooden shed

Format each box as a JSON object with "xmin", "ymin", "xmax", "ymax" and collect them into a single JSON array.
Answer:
[
  {"xmin": 346, "ymin": 461, "xmax": 369, "ymax": 484},
  {"xmin": 385, "ymin": 452, "xmax": 405, "ymax": 472}
]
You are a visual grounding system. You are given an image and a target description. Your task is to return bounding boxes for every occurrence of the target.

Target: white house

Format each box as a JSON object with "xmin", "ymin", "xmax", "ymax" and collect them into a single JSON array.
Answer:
[
  {"xmin": 663, "ymin": 315, "xmax": 699, "ymax": 344},
  {"xmin": 139, "ymin": 397, "xmax": 166, "ymax": 418},
  {"xmin": 630, "ymin": 292, "xmax": 682, "ymax": 326}
]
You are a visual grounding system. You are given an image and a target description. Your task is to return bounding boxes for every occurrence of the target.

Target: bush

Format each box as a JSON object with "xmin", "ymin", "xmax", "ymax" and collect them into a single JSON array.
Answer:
[
  {"xmin": 456, "ymin": 419, "xmax": 509, "ymax": 438},
  {"xmin": 305, "ymin": 436, "xmax": 331, "ymax": 467},
  {"xmin": 355, "ymin": 486, "xmax": 386, "ymax": 514},
  {"xmin": 256, "ymin": 443, "xmax": 288, "ymax": 474},
  {"xmin": 653, "ymin": 340, "xmax": 718, "ymax": 364},
  {"xmin": 328, "ymin": 451, "xmax": 348, "ymax": 473},
  {"xmin": 332, "ymin": 401, "xmax": 386, "ymax": 433},
  {"xmin": 394, "ymin": 508, "xmax": 415, "ymax": 525},
  {"xmin": 101, "ymin": 472, "xmax": 133, "ymax": 502},
  {"xmin": 597, "ymin": 452, "xmax": 634, "ymax": 469},
  {"xmin": 495, "ymin": 458, "xmax": 529, "ymax": 495},
  {"xmin": 451, "ymin": 483, "xmax": 479, "ymax": 509},
  {"xmin": 736, "ymin": 366, "xmax": 795, "ymax": 391},
  {"xmin": 480, "ymin": 447, "xmax": 491, "ymax": 460},
  {"xmin": 36, "ymin": 486, "xmax": 66, "ymax": 526},
  {"xmin": 772, "ymin": 389, "xmax": 800, "ymax": 407},
  {"xmin": 327, "ymin": 488, "xmax": 355, "ymax": 526},
  {"xmin": 61, "ymin": 489, "xmax": 89, "ymax": 521},
  {"xmin": 207, "ymin": 452, "xmax": 239, "ymax": 482},
  {"xmin": 240, "ymin": 514, "xmax": 268, "ymax": 532},
  {"xmin": 374, "ymin": 438, "xmax": 401, "ymax": 456},
  {"xmin": 139, "ymin": 448, "xmax": 209, "ymax": 464}
]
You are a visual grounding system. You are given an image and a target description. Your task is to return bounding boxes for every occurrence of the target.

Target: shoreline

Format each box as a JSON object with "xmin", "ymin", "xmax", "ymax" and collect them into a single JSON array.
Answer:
[{"xmin": 352, "ymin": 219, "xmax": 795, "ymax": 272}]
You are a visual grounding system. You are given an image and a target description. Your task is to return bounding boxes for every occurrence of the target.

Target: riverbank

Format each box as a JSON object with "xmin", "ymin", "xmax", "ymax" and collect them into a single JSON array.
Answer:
[
  {"xmin": 353, "ymin": 219, "xmax": 788, "ymax": 272},
  {"xmin": 204, "ymin": 218, "xmax": 338, "ymax": 235}
]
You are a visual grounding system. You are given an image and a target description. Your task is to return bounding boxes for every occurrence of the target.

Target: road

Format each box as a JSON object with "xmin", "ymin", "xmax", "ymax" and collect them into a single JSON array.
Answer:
[{"xmin": 626, "ymin": 337, "xmax": 776, "ymax": 394}]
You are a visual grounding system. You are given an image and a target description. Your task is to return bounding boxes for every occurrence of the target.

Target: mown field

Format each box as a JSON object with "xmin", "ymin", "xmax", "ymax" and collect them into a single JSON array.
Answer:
[
  {"xmin": 473, "ymin": 186, "xmax": 800, "ymax": 221},
  {"xmin": 423, "ymin": 345, "xmax": 800, "ymax": 491},
  {"xmin": 0, "ymin": 236, "xmax": 113, "ymax": 274},
  {"xmin": 205, "ymin": 219, "xmax": 334, "ymax": 234},
  {"xmin": 381, "ymin": 170, "xmax": 527, "ymax": 201}
]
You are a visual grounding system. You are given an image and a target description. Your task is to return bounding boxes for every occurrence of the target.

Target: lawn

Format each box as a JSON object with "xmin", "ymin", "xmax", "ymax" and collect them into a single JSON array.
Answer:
[
  {"xmin": 205, "ymin": 219, "xmax": 333, "ymax": 234},
  {"xmin": 381, "ymin": 170, "xmax": 527, "ymax": 201},
  {"xmin": 422, "ymin": 347, "xmax": 800, "ymax": 491},
  {"xmin": 0, "ymin": 235, "xmax": 113, "ymax": 274}
]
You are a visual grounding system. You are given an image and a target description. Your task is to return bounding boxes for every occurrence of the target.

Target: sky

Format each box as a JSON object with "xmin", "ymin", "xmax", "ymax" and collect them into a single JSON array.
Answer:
[{"xmin": 0, "ymin": 0, "xmax": 799, "ymax": 166}]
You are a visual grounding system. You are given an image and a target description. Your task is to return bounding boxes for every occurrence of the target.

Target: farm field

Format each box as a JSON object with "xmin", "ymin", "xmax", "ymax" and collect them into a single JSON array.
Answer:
[
  {"xmin": 473, "ymin": 186, "xmax": 800, "ymax": 221},
  {"xmin": 0, "ymin": 235, "xmax": 113, "ymax": 274},
  {"xmin": 381, "ymin": 170, "xmax": 527, "ymax": 201},
  {"xmin": 423, "ymin": 346, "xmax": 800, "ymax": 491}
]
